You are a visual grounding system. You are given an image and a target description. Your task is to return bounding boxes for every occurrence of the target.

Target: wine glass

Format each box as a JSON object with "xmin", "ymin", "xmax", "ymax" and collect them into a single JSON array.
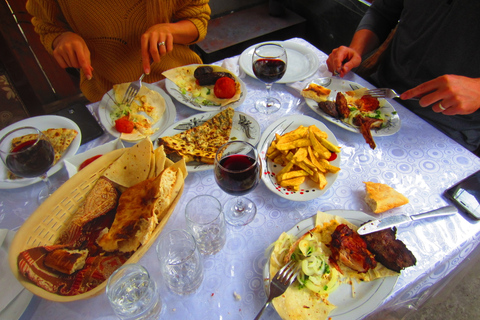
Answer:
[
  {"xmin": 252, "ymin": 43, "xmax": 287, "ymax": 114},
  {"xmin": 214, "ymin": 141, "xmax": 262, "ymax": 226},
  {"xmin": 0, "ymin": 127, "xmax": 56, "ymax": 204}
]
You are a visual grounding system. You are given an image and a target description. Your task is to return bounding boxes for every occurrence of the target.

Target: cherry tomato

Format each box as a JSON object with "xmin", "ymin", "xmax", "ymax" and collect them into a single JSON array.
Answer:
[
  {"xmin": 79, "ymin": 154, "xmax": 103, "ymax": 170},
  {"xmin": 214, "ymin": 77, "xmax": 236, "ymax": 99},
  {"xmin": 115, "ymin": 116, "xmax": 134, "ymax": 133}
]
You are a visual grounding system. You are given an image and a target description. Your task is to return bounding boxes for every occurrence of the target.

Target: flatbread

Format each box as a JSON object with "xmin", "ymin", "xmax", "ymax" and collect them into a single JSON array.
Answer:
[
  {"xmin": 162, "ymin": 64, "xmax": 242, "ymax": 107},
  {"xmin": 102, "ymin": 138, "xmax": 153, "ymax": 189},
  {"xmin": 158, "ymin": 107, "xmax": 234, "ymax": 164},
  {"xmin": 364, "ymin": 181, "xmax": 409, "ymax": 214},
  {"xmin": 97, "ymin": 165, "xmax": 184, "ymax": 253}
]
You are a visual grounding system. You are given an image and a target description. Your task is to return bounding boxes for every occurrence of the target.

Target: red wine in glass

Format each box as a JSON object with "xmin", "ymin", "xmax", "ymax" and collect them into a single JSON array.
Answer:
[
  {"xmin": 214, "ymin": 141, "xmax": 261, "ymax": 226},
  {"xmin": 253, "ymin": 59, "xmax": 286, "ymax": 83},
  {"xmin": 217, "ymin": 154, "xmax": 260, "ymax": 196},
  {"xmin": 6, "ymin": 139, "xmax": 55, "ymax": 178},
  {"xmin": 252, "ymin": 43, "xmax": 287, "ymax": 114},
  {"xmin": 0, "ymin": 127, "xmax": 56, "ymax": 204}
]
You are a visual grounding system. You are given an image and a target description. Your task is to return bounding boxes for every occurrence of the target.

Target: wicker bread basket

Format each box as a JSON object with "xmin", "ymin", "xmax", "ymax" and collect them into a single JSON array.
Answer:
[{"xmin": 8, "ymin": 148, "xmax": 183, "ymax": 302}]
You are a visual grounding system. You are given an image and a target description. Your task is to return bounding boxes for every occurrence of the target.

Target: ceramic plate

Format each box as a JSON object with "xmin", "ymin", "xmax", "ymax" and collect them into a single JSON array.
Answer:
[
  {"xmin": 158, "ymin": 111, "xmax": 260, "ymax": 172},
  {"xmin": 264, "ymin": 210, "xmax": 398, "ymax": 320},
  {"xmin": 258, "ymin": 115, "xmax": 341, "ymax": 201},
  {"xmin": 0, "ymin": 115, "xmax": 82, "ymax": 189},
  {"xmin": 64, "ymin": 138, "xmax": 125, "ymax": 178},
  {"xmin": 98, "ymin": 82, "xmax": 176, "ymax": 143},
  {"xmin": 165, "ymin": 77, "xmax": 247, "ymax": 112},
  {"xmin": 304, "ymin": 77, "xmax": 401, "ymax": 136},
  {"xmin": 239, "ymin": 41, "xmax": 320, "ymax": 83}
]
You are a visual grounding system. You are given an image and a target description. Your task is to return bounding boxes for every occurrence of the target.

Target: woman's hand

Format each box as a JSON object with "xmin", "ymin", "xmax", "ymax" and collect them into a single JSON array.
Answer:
[
  {"xmin": 326, "ymin": 46, "xmax": 362, "ymax": 77},
  {"xmin": 141, "ymin": 20, "xmax": 198, "ymax": 74},
  {"xmin": 52, "ymin": 32, "xmax": 93, "ymax": 80},
  {"xmin": 401, "ymin": 75, "xmax": 480, "ymax": 115}
]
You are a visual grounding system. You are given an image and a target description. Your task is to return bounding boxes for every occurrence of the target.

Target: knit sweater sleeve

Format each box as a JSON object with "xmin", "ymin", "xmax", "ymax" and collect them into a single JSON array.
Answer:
[
  {"xmin": 173, "ymin": 0, "xmax": 211, "ymax": 44},
  {"xmin": 26, "ymin": 0, "xmax": 71, "ymax": 55}
]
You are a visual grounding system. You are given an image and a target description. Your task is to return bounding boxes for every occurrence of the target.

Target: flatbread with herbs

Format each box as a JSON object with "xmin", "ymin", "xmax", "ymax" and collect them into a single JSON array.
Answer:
[{"xmin": 158, "ymin": 107, "xmax": 234, "ymax": 164}]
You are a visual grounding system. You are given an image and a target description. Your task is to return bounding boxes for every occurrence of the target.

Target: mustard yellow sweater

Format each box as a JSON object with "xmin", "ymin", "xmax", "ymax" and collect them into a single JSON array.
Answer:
[{"xmin": 26, "ymin": 0, "xmax": 210, "ymax": 102}]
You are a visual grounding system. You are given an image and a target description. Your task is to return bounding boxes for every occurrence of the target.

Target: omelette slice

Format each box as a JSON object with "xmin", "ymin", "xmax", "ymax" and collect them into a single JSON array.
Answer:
[{"xmin": 158, "ymin": 107, "xmax": 234, "ymax": 164}]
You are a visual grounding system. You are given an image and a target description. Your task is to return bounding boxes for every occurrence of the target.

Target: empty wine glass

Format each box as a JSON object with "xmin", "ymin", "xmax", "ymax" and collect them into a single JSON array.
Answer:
[
  {"xmin": 0, "ymin": 127, "xmax": 55, "ymax": 204},
  {"xmin": 214, "ymin": 141, "xmax": 262, "ymax": 226},
  {"xmin": 252, "ymin": 43, "xmax": 287, "ymax": 114}
]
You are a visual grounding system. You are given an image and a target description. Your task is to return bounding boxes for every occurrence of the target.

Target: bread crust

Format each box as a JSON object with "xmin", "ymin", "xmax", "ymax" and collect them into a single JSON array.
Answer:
[{"xmin": 363, "ymin": 181, "xmax": 409, "ymax": 214}]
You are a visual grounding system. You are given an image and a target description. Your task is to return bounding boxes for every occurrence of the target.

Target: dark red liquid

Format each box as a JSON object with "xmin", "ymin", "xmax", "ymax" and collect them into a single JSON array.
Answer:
[
  {"xmin": 215, "ymin": 154, "xmax": 259, "ymax": 196},
  {"xmin": 6, "ymin": 139, "xmax": 55, "ymax": 178},
  {"xmin": 253, "ymin": 59, "xmax": 286, "ymax": 83}
]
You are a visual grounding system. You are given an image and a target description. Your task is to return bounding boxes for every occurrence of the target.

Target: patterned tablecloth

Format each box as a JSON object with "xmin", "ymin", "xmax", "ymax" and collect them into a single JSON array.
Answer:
[{"xmin": 1, "ymin": 38, "xmax": 480, "ymax": 320}]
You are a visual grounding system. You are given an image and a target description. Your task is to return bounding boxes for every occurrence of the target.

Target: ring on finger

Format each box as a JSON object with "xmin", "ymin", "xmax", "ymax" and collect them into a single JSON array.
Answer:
[
  {"xmin": 158, "ymin": 41, "xmax": 165, "ymax": 47},
  {"xmin": 439, "ymin": 103, "xmax": 446, "ymax": 111}
]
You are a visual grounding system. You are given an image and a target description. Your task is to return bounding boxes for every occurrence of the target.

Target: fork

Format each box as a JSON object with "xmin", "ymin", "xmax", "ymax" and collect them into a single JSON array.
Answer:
[
  {"xmin": 254, "ymin": 260, "xmax": 298, "ymax": 320},
  {"xmin": 122, "ymin": 73, "xmax": 145, "ymax": 105},
  {"xmin": 365, "ymin": 88, "xmax": 400, "ymax": 99}
]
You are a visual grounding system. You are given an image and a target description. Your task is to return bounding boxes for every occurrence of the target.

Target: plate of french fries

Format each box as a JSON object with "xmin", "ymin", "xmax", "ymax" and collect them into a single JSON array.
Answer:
[{"xmin": 258, "ymin": 115, "xmax": 341, "ymax": 201}]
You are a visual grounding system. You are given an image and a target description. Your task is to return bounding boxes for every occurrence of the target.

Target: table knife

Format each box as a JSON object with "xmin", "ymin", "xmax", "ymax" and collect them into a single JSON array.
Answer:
[{"xmin": 356, "ymin": 205, "xmax": 458, "ymax": 235}]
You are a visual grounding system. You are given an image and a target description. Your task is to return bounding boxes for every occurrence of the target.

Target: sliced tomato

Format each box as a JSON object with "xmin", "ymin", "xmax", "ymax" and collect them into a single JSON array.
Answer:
[
  {"xmin": 214, "ymin": 77, "xmax": 236, "ymax": 99},
  {"xmin": 115, "ymin": 116, "xmax": 134, "ymax": 133},
  {"xmin": 79, "ymin": 154, "xmax": 103, "ymax": 170}
]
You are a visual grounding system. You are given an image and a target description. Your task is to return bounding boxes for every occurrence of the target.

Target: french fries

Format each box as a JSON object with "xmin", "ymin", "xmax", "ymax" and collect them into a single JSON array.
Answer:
[{"xmin": 266, "ymin": 125, "xmax": 341, "ymax": 191}]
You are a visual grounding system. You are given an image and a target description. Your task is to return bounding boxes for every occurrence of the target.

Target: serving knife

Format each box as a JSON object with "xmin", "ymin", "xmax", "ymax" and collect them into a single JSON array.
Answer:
[{"xmin": 356, "ymin": 205, "xmax": 458, "ymax": 235}]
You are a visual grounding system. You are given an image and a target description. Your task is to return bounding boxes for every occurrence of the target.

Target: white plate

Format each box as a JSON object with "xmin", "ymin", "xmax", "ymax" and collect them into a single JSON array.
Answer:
[
  {"xmin": 158, "ymin": 111, "xmax": 260, "ymax": 172},
  {"xmin": 304, "ymin": 77, "xmax": 401, "ymax": 136},
  {"xmin": 98, "ymin": 82, "xmax": 176, "ymax": 142},
  {"xmin": 264, "ymin": 210, "xmax": 398, "ymax": 320},
  {"xmin": 258, "ymin": 115, "xmax": 341, "ymax": 201},
  {"xmin": 0, "ymin": 115, "xmax": 82, "ymax": 189},
  {"xmin": 239, "ymin": 41, "xmax": 320, "ymax": 83},
  {"xmin": 165, "ymin": 77, "xmax": 247, "ymax": 112},
  {"xmin": 64, "ymin": 138, "xmax": 125, "ymax": 178}
]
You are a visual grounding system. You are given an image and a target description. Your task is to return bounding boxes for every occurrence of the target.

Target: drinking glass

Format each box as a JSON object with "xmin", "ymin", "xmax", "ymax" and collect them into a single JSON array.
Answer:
[
  {"xmin": 0, "ymin": 127, "xmax": 55, "ymax": 204},
  {"xmin": 106, "ymin": 264, "xmax": 163, "ymax": 320},
  {"xmin": 252, "ymin": 43, "xmax": 287, "ymax": 114},
  {"xmin": 185, "ymin": 195, "xmax": 226, "ymax": 255},
  {"xmin": 214, "ymin": 141, "xmax": 261, "ymax": 226},
  {"xmin": 156, "ymin": 229, "xmax": 204, "ymax": 295}
]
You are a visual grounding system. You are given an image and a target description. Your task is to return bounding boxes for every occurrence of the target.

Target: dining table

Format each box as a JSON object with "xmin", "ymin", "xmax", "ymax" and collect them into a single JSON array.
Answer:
[{"xmin": 1, "ymin": 37, "xmax": 480, "ymax": 320}]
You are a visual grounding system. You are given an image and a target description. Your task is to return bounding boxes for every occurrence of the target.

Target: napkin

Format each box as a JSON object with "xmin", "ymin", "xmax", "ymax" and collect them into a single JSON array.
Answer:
[
  {"xmin": 286, "ymin": 62, "xmax": 332, "ymax": 93},
  {"xmin": 221, "ymin": 56, "xmax": 245, "ymax": 78},
  {"xmin": 0, "ymin": 229, "xmax": 26, "ymax": 313}
]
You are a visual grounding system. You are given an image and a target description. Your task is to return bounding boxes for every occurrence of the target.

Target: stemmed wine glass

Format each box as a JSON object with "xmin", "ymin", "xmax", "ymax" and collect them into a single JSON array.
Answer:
[
  {"xmin": 214, "ymin": 141, "xmax": 262, "ymax": 226},
  {"xmin": 0, "ymin": 127, "xmax": 56, "ymax": 204},
  {"xmin": 252, "ymin": 43, "xmax": 287, "ymax": 114}
]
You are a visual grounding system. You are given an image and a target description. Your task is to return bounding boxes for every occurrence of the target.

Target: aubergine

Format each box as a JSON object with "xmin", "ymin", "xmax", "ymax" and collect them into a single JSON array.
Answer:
[{"xmin": 194, "ymin": 66, "xmax": 235, "ymax": 86}]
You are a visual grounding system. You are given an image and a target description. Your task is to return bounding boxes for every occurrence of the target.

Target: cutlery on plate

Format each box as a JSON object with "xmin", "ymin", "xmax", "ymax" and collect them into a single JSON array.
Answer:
[
  {"xmin": 356, "ymin": 205, "xmax": 458, "ymax": 235},
  {"xmin": 122, "ymin": 73, "xmax": 145, "ymax": 106},
  {"xmin": 254, "ymin": 260, "xmax": 298, "ymax": 320},
  {"xmin": 365, "ymin": 88, "xmax": 420, "ymax": 100}
]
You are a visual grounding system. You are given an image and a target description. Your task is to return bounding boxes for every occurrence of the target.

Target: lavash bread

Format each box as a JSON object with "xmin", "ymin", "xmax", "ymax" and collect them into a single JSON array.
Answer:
[
  {"xmin": 301, "ymin": 83, "xmax": 331, "ymax": 102},
  {"xmin": 364, "ymin": 181, "xmax": 409, "ymax": 214},
  {"xmin": 97, "ymin": 165, "xmax": 184, "ymax": 253}
]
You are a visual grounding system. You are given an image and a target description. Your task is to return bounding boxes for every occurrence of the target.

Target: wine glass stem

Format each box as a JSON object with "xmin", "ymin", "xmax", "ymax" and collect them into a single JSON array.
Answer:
[
  {"xmin": 41, "ymin": 174, "xmax": 53, "ymax": 194},
  {"xmin": 265, "ymin": 83, "xmax": 273, "ymax": 98},
  {"xmin": 234, "ymin": 198, "xmax": 246, "ymax": 216}
]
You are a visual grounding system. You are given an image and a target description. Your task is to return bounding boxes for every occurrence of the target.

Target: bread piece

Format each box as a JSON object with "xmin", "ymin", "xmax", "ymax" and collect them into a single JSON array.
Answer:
[
  {"xmin": 44, "ymin": 248, "xmax": 88, "ymax": 275},
  {"xmin": 363, "ymin": 181, "xmax": 409, "ymax": 214},
  {"xmin": 301, "ymin": 83, "xmax": 331, "ymax": 102}
]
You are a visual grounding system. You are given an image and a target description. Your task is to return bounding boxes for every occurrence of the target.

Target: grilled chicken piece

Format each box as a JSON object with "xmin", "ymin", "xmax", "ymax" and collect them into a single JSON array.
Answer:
[
  {"xmin": 335, "ymin": 92, "xmax": 350, "ymax": 119},
  {"xmin": 317, "ymin": 101, "xmax": 339, "ymax": 118},
  {"xmin": 353, "ymin": 115, "xmax": 384, "ymax": 150},
  {"xmin": 360, "ymin": 227, "xmax": 416, "ymax": 273},
  {"xmin": 330, "ymin": 224, "xmax": 377, "ymax": 273},
  {"xmin": 355, "ymin": 95, "xmax": 380, "ymax": 112}
]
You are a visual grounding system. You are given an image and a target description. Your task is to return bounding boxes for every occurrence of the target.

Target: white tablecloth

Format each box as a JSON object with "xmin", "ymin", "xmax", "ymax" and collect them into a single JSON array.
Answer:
[{"xmin": 1, "ymin": 38, "xmax": 480, "ymax": 320}]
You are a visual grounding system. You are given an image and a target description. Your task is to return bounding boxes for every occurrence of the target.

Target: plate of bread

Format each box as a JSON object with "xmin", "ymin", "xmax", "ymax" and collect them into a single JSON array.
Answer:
[{"xmin": 9, "ymin": 138, "xmax": 186, "ymax": 301}]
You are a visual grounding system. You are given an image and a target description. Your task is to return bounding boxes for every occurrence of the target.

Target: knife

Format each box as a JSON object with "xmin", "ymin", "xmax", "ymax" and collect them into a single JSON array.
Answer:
[{"xmin": 356, "ymin": 205, "xmax": 458, "ymax": 235}]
